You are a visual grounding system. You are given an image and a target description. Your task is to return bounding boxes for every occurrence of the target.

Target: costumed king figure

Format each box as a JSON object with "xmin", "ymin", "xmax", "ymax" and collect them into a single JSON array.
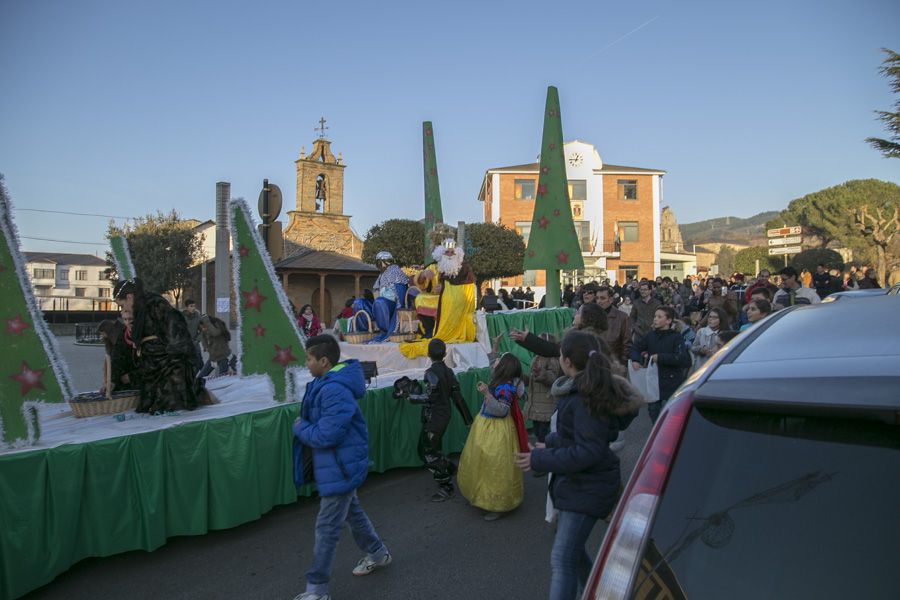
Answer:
[
  {"xmin": 352, "ymin": 251, "xmax": 408, "ymax": 343},
  {"xmin": 401, "ymin": 233, "xmax": 476, "ymax": 358},
  {"xmin": 393, "ymin": 338, "xmax": 473, "ymax": 502},
  {"xmin": 114, "ymin": 278, "xmax": 202, "ymax": 413}
]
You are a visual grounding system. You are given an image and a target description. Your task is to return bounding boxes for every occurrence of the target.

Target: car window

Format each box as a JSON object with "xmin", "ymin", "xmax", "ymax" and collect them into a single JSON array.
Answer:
[
  {"xmin": 732, "ymin": 305, "xmax": 900, "ymax": 362},
  {"xmin": 633, "ymin": 406, "xmax": 900, "ymax": 600}
]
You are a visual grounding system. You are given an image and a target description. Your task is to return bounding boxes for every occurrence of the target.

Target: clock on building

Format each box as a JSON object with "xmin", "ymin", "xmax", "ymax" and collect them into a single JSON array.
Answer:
[{"xmin": 567, "ymin": 152, "xmax": 583, "ymax": 167}]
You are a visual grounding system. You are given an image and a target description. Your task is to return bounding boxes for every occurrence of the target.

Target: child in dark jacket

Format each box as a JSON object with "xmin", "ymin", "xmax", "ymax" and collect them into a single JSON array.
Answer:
[
  {"xmin": 515, "ymin": 331, "xmax": 642, "ymax": 600},
  {"xmin": 629, "ymin": 305, "xmax": 692, "ymax": 423},
  {"xmin": 292, "ymin": 335, "xmax": 391, "ymax": 600}
]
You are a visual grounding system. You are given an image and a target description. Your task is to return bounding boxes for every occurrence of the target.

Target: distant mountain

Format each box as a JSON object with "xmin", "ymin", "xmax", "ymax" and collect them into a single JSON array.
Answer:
[{"xmin": 680, "ymin": 211, "xmax": 780, "ymax": 246}]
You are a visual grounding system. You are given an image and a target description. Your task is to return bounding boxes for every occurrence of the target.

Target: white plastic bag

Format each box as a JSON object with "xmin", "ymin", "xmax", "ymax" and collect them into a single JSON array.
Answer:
[{"xmin": 627, "ymin": 360, "xmax": 659, "ymax": 403}]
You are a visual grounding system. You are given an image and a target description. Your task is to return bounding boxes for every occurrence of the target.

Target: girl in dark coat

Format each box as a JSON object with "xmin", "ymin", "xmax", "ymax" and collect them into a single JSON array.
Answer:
[
  {"xmin": 629, "ymin": 305, "xmax": 691, "ymax": 423},
  {"xmin": 515, "ymin": 331, "xmax": 642, "ymax": 600}
]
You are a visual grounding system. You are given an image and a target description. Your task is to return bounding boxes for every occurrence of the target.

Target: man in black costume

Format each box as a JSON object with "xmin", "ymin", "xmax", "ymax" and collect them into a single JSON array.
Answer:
[
  {"xmin": 394, "ymin": 338, "xmax": 473, "ymax": 502},
  {"xmin": 114, "ymin": 278, "xmax": 201, "ymax": 413}
]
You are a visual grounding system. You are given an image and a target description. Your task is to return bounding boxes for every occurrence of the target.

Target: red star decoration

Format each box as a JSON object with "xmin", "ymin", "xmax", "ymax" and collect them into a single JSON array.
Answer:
[
  {"xmin": 553, "ymin": 209, "xmax": 561, "ymax": 216},
  {"xmin": 429, "ymin": 167, "xmax": 437, "ymax": 176},
  {"xmin": 242, "ymin": 286, "xmax": 267, "ymax": 312},
  {"xmin": 5, "ymin": 315, "xmax": 30, "ymax": 336},
  {"xmin": 0, "ymin": 262, "xmax": 6, "ymax": 273},
  {"xmin": 9, "ymin": 361, "xmax": 45, "ymax": 396},
  {"xmin": 238, "ymin": 245, "xmax": 250, "ymax": 258},
  {"xmin": 272, "ymin": 345, "xmax": 297, "ymax": 368},
  {"xmin": 541, "ymin": 167, "xmax": 549, "ymax": 174},
  {"xmin": 548, "ymin": 143, "xmax": 556, "ymax": 150},
  {"xmin": 537, "ymin": 184, "xmax": 547, "ymax": 197},
  {"xmin": 556, "ymin": 250, "xmax": 570, "ymax": 265},
  {"xmin": 528, "ymin": 250, "xmax": 535, "ymax": 257},
  {"xmin": 548, "ymin": 109, "xmax": 558, "ymax": 117},
  {"xmin": 425, "ymin": 128, "xmax": 432, "ymax": 137},
  {"xmin": 253, "ymin": 323, "xmax": 266, "ymax": 337},
  {"xmin": 538, "ymin": 215, "xmax": 550, "ymax": 229}
]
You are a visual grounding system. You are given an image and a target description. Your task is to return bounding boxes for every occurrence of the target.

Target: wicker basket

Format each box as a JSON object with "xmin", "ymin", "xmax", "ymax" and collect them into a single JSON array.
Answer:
[
  {"xmin": 395, "ymin": 287, "xmax": 420, "ymax": 333},
  {"xmin": 389, "ymin": 310, "xmax": 419, "ymax": 342},
  {"xmin": 69, "ymin": 355, "xmax": 139, "ymax": 417},
  {"xmin": 344, "ymin": 310, "xmax": 376, "ymax": 344}
]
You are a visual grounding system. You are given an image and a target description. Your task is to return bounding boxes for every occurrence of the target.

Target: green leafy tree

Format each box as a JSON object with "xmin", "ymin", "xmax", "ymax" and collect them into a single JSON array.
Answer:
[
  {"xmin": 464, "ymin": 222, "xmax": 526, "ymax": 287},
  {"xmin": 866, "ymin": 48, "xmax": 900, "ymax": 159},
  {"xmin": 734, "ymin": 247, "xmax": 781, "ymax": 275},
  {"xmin": 362, "ymin": 219, "xmax": 425, "ymax": 267},
  {"xmin": 790, "ymin": 248, "xmax": 845, "ymax": 273},
  {"xmin": 766, "ymin": 179, "xmax": 900, "ymax": 285},
  {"xmin": 107, "ymin": 210, "xmax": 205, "ymax": 306},
  {"xmin": 715, "ymin": 244, "xmax": 737, "ymax": 276}
]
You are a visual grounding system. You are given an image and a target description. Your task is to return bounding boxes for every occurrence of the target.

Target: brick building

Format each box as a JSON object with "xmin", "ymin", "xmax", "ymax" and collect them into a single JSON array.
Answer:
[{"xmin": 478, "ymin": 140, "xmax": 664, "ymax": 291}]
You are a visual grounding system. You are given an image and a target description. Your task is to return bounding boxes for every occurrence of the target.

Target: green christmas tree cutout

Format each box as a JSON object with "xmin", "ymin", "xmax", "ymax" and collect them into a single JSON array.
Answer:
[
  {"xmin": 109, "ymin": 234, "xmax": 136, "ymax": 280},
  {"xmin": 0, "ymin": 178, "xmax": 74, "ymax": 448},
  {"xmin": 523, "ymin": 87, "xmax": 584, "ymax": 303},
  {"xmin": 422, "ymin": 121, "xmax": 445, "ymax": 264},
  {"xmin": 229, "ymin": 199, "xmax": 306, "ymax": 401}
]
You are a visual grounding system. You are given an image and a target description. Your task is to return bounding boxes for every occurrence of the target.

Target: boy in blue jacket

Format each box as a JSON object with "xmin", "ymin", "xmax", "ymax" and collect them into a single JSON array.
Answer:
[{"xmin": 292, "ymin": 335, "xmax": 391, "ymax": 600}]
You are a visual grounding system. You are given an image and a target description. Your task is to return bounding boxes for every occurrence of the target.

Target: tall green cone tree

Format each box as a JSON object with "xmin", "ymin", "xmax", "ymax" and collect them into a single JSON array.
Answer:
[
  {"xmin": 522, "ymin": 87, "xmax": 584, "ymax": 306},
  {"xmin": 0, "ymin": 177, "xmax": 74, "ymax": 448},
  {"xmin": 229, "ymin": 199, "xmax": 305, "ymax": 401},
  {"xmin": 109, "ymin": 234, "xmax": 136, "ymax": 280},
  {"xmin": 422, "ymin": 121, "xmax": 444, "ymax": 264}
]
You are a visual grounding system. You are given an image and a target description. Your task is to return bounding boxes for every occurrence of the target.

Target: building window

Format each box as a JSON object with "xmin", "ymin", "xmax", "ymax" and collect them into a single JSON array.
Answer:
[
  {"xmin": 573, "ymin": 221, "xmax": 591, "ymax": 252},
  {"xmin": 514, "ymin": 179, "xmax": 535, "ymax": 200},
  {"xmin": 522, "ymin": 270, "xmax": 536, "ymax": 287},
  {"xmin": 621, "ymin": 221, "xmax": 638, "ymax": 242},
  {"xmin": 620, "ymin": 265, "xmax": 639, "ymax": 281},
  {"xmin": 75, "ymin": 270, "xmax": 88, "ymax": 281},
  {"xmin": 57, "ymin": 269, "xmax": 69, "ymax": 281},
  {"xmin": 516, "ymin": 221, "xmax": 532, "ymax": 245},
  {"xmin": 98, "ymin": 271, "xmax": 108, "ymax": 280},
  {"xmin": 98, "ymin": 288, "xmax": 111, "ymax": 298},
  {"xmin": 33, "ymin": 268, "xmax": 54, "ymax": 280},
  {"xmin": 75, "ymin": 288, "xmax": 87, "ymax": 297},
  {"xmin": 35, "ymin": 285, "xmax": 52, "ymax": 296},
  {"xmin": 618, "ymin": 179, "xmax": 638, "ymax": 200},
  {"xmin": 568, "ymin": 180, "xmax": 586, "ymax": 201}
]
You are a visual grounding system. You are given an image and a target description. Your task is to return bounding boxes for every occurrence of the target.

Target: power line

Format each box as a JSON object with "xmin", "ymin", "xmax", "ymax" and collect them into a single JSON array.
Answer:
[
  {"xmin": 21, "ymin": 235, "xmax": 107, "ymax": 246},
  {"xmin": 14, "ymin": 207, "xmax": 136, "ymax": 219}
]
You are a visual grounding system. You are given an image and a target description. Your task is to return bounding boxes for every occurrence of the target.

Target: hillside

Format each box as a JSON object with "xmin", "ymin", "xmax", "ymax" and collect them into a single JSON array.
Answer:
[{"xmin": 680, "ymin": 211, "xmax": 780, "ymax": 246}]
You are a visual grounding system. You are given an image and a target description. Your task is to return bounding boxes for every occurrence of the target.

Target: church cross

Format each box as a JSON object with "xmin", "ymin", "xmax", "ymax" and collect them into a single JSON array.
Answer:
[{"xmin": 315, "ymin": 117, "xmax": 329, "ymax": 139}]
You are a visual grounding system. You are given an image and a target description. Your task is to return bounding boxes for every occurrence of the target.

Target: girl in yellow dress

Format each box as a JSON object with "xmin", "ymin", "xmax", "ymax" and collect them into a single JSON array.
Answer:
[{"xmin": 457, "ymin": 353, "xmax": 529, "ymax": 520}]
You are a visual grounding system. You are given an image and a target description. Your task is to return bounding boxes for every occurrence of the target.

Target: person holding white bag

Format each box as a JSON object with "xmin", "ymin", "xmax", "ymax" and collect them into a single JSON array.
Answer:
[{"xmin": 629, "ymin": 306, "xmax": 692, "ymax": 423}]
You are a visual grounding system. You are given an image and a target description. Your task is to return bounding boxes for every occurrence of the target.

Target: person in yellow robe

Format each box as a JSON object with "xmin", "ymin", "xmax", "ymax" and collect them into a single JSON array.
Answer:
[{"xmin": 400, "ymin": 237, "xmax": 476, "ymax": 358}]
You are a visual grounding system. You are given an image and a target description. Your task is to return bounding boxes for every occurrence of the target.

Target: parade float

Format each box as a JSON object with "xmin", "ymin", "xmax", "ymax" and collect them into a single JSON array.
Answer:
[{"xmin": 0, "ymin": 101, "xmax": 576, "ymax": 600}]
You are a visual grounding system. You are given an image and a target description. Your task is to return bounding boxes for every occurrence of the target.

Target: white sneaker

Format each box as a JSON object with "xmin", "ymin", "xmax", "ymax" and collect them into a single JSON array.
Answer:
[
  {"xmin": 609, "ymin": 432, "xmax": 626, "ymax": 453},
  {"xmin": 352, "ymin": 552, "xmax": 392, "ymax": 576},
  {"xmin": 293, "ymin": 593, "xmax": 330, "ymax": 600}
]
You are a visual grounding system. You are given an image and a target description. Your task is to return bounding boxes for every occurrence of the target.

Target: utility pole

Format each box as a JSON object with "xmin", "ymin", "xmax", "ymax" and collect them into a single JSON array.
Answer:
[{"xmin": 215, "ymin": 182, "xmax": 231, "ymax": 325}]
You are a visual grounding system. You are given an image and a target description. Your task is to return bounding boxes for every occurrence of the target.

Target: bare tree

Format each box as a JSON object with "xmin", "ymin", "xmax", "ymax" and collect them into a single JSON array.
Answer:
[{"xmin": 855, "ymin": 204, "xmax": 900, "ymax": 286}]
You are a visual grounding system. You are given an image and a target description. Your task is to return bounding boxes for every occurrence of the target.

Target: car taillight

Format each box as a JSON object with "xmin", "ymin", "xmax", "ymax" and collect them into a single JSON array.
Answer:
[{"xmin": 582, "ymin": 389, "xmax": 694, "ymax": 600}]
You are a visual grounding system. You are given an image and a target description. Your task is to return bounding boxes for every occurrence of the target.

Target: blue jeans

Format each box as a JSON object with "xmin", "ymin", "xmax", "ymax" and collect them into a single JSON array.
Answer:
[
  {"xmin": 305, "ymin": 490, "xmax": 388, "ymax": 595},
  {"xmin": 549, "ymin": 510, "xmax": 599, "ymax": 600}
]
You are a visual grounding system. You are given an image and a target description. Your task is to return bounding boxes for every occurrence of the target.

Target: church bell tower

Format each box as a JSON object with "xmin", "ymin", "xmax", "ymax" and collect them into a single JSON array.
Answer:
[{"xmin": 284, "ymin": 118, "xmax": 363, "ymax": 258}]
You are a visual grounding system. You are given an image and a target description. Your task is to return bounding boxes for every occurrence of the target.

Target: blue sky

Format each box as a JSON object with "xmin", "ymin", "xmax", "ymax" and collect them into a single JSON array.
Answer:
[{"xmin": 2, "ymin": 0, "xmax": 898, "ymax": 255}]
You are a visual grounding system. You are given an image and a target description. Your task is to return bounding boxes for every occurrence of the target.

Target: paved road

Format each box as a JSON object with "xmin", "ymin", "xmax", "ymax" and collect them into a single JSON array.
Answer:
[{"xmin": 31, "ymin": 340, "xmax": 653, "ymax": 600}]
